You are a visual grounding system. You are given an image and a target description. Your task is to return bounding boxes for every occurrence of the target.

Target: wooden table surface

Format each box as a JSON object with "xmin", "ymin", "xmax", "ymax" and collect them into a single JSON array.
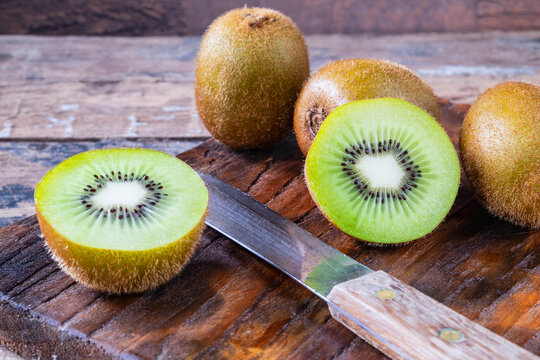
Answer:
[{"xmin": 0, "ymin": 31, "xmax": 539, "ymax": 359}]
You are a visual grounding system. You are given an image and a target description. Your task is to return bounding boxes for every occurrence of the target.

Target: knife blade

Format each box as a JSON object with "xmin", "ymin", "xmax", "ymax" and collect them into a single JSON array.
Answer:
[{"xmin": 200, "ymin": 172, "xmax": 538, "ymax": 360}]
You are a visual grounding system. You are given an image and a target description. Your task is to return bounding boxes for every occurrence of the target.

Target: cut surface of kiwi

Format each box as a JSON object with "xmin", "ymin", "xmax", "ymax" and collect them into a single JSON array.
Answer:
[
  {"xmin": 294, "ymin": 59, "xmax": 441, "ymax": 156},
  {"xmin": 305, "ymin": 98, "xmax": 460, "ymax": 244},
  {"xmin": 35, "ymin": 148, "xmax": 208, "ymax": 294}
]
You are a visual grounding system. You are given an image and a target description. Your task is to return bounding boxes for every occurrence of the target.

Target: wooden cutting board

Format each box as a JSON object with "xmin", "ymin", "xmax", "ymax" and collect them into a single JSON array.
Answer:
[{"xmin": 0, "ymin": 100, "xmax": 538, "ymax": 360}]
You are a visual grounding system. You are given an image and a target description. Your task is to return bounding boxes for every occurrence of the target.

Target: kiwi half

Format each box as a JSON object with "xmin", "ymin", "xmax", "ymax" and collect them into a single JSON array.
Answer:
[
  {"xmin": 34, "ymin": 148, "xmax": 208, "ymax": 294},
  {"xmin": 305, "ymin": 98, "xmax": 460, "ymax": 244},
  {"xmin": 294, "ymin": 59, "xmax": 441, "ymax": 156},
  {"xmin": 195, "ymin": 7, "xmax": 310, "ymax": 149},
  {"xmin": 460, "ymin": 81, "xmax": 539, "ymax": 229}
]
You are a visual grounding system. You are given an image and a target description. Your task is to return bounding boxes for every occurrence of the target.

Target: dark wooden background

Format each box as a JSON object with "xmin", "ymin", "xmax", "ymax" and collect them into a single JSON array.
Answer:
[{"xmin": 1, "ymin": 0, "xmax": 540, "ymax": 36}]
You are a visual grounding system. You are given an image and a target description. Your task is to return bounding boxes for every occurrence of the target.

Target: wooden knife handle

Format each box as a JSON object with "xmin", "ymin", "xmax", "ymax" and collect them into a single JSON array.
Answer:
[{"xmin": 327, "ymin": 271, "xmax": 538, "ymax": 360}]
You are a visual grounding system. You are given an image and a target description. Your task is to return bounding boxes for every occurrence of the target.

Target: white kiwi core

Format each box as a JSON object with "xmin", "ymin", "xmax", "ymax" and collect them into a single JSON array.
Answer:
[
  {"xmin": 355, "ymin": 154, "xmax": 405, "ymax": 189},
  {"xmin": 92, "ymin": 181, "xmax": 148, "ymax": 210}
]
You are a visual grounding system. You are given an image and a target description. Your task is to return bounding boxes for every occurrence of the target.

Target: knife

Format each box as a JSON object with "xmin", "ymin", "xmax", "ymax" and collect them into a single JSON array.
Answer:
[{"xmin": 200, "ymin": 173, "xmax": 538, "ymax": 360}]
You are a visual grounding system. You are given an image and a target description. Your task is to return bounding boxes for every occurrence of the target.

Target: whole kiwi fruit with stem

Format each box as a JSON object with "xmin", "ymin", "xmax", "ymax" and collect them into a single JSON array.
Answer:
[
  {"xmin": 34, "ymin": 148, "xmax": 208, "ymax": 294},
  {"xmin": 305, "ymin": 98, "xmax": 460, "ymax": 245},
  {"xmin": 459, "ymin": 81, "xmax": 539, "ymax": 229},
  {"xmin": 195, "ymin": 7, "xmax": 310, "ymax": 149},
  {"xmin": 294, "ymin": 59, "xmax": 441, "ymax": 156}
]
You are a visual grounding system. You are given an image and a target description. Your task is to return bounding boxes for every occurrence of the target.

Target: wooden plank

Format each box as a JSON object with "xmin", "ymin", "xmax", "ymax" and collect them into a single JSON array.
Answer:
[
  {"xmin": 477, "ymin": 0, "xmax": 540, "ymax": 31},
  {"xmin": 185, "ymin": 0, "xmax": 476, "ymax": 35},
  {"xmin": 0, "ymin": 139, "xmax": 203, "ymax": 228},
  {"xmin": 0, "ymin": 102, "xmax": 538, "ymax": 359},
  {"xmin": 0, "ymin": 35, "xmax": 207, "ymax": 139},
  {"xmin": 0, "ymin": 32, "xmax": 539, "ymax": 140},
  {"xmin": 0, "ymin": 0, "xmax": 187, "ymax": 36},
  {"xmin": 1, "ymin": 0, "xmax": 539, "ymax": 36}
]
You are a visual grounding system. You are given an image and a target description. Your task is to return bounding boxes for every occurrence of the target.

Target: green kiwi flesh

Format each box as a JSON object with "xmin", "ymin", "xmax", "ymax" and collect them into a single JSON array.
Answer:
[
  {"xmin": 460, "ymin": 81, "xmax": 540, "ymax": 229},
  {"xmin": 34, "ymin": 148, "xmax": 208, "ymax": 294},
  {"xmin": 305, "ymin": 98, "xmax": 460, "ymax": 244},
  {"xmin": 195, "ymin": 7, "xmax": 310, "ymax": 149}
]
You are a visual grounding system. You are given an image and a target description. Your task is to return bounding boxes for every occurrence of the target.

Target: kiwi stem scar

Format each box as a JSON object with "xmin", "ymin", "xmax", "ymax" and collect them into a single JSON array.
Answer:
[{"xmin": 306, "ymin": 105, "xmax": 328, "ymax": 139}]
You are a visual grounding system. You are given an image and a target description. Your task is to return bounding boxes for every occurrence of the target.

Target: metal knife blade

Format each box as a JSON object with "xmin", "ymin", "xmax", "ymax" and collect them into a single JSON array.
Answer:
[{"xmin": 200, "ymin": 172, "xmax": 372, "ymax": 300}]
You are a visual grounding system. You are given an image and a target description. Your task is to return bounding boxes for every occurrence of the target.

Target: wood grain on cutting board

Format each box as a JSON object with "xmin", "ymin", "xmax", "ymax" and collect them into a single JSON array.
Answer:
[{"xmin": 0, "ymin": 100, "xmax": 538, "ymax": 359}]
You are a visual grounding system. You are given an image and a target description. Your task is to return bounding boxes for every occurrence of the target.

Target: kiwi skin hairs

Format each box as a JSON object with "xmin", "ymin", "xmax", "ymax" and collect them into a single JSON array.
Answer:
[
  {"xmin": 36, "ymin": 206, "xmax": 207, "ymax": 295},
  {"xmin": 195, "ymin": 7, "xmax": 309, "ymax": 149},
  {"xmin": 459, "ymin": 81, "xmax": 540, "ymax": 229},
  {"xmin": 294, "ymin": 58, "xmax": 441, "ymax": 156}
]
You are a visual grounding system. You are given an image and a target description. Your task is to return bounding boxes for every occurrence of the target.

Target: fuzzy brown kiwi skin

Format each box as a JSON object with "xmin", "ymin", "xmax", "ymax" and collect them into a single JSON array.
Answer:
[
  {"xmin": 195, "ymin": 7, "xmax": 310, "ymax": 149},
  {"xmin": 294, "ymin": 59, "xmax": 441, "ymax": 156},
  {"xmin": 36, "ymin": 206, "xmax": 207, "ymax": 295},
  {"xmin": 459, "ymin": 81, "xmax": 540, "ymax": 229}
]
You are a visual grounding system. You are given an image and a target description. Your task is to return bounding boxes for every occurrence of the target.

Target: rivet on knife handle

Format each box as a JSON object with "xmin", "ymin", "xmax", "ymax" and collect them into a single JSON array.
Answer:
[{"xmin": 328, "ymin": 271, "xmax": 538, "ymax": 360}]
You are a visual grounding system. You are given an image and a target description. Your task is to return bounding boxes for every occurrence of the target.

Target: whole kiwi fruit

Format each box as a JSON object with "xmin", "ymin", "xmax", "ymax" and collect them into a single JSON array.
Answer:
[
  {"xmin": 195, "ymin": 7, "xmax": 310, "ymax": 149},
  {"xmin": 460, "ymin": 81, "xmax": 539, "ymax": 229},
  {"xmin": 294, "ymin": 59, "xmax": 441, "ymax": 155}
]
